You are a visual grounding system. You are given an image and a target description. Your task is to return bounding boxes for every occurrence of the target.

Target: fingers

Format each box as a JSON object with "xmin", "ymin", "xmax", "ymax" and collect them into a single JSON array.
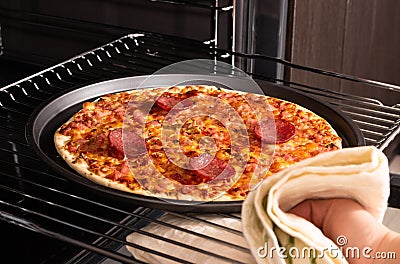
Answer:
[
  {"xmin": 288, "ymin": 198, "xmax": 400, "ymax": 264},
  {"xmin": 288, "ymin": 198, "xmax": 362, "ymax": 229},
  {"xmin": 287, "ymin": 199, "xmax": 313, "ymax": 221},
  {"xmin": 288, "ymin": 199, "xmax": 334, "ymax": 229}
]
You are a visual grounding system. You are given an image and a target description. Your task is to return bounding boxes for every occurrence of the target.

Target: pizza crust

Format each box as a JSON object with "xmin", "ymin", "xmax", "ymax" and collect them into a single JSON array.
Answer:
[{"xmin": 54, "ymin": 131, "xmax": 153, "ymax": 197}]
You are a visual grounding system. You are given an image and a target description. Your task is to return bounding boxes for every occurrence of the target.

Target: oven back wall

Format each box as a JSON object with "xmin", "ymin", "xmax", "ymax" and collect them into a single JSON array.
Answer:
[{"xmin": 0, "ymin": 0, "xmax": 223, "ymax": 63}]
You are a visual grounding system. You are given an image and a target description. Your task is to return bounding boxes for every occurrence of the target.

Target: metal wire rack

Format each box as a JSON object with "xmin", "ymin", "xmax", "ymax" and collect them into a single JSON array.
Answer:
[{"xmin": 0, "ymin": 32, "xmax": 399, "ymax": 263}]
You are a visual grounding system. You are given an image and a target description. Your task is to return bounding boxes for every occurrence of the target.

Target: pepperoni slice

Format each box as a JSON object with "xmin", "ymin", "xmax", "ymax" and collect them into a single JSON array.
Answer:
[
  {"xmin": 155, "ymin": 92, "xmax": 193, "ymax": 111},
  {"xmin": 125, "ymin": 130, "xmax": 148, "ymax": 157},
  {"xmin": 189, "ymin": 153, "xmax": 235, "ymax": 182},
  {"xmin": 109, "ymin": 128, "xmax": 124, "ymax": 156},
  {"xmin": 254, "ymin": 119, "xmax": 295, "ymax": 144},
  {"xmin": 107, "ymin": 162, "xmax": 131, "ymax": 181},
  {"xmin": 108, "ymin": 128, "xmax": 147, "ymax": 157}
]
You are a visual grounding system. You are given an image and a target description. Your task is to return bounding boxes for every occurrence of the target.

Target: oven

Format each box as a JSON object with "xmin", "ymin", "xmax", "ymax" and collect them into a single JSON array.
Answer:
[{"xmin": 0, "ymin": 1, "xmax": 399, "ymax": 263}]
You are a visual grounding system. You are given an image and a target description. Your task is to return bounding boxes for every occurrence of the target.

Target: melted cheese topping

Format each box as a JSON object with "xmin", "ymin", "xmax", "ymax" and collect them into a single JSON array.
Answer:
[{"xmin": 57, "ymin": 85, "xmax": 342, "ymax": 200}]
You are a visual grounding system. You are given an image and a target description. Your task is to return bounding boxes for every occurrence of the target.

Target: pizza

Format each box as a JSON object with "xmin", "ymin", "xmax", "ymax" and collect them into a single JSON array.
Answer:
[{"xmin": 54, "ymin": 85, "xmax": 342, "ymax": 201}]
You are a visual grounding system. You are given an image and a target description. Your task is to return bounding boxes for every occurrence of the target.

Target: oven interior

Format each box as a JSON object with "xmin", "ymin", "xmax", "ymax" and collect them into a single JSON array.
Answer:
[{"xmin": 0, "ymin": 1, "xmax": 399, "ymax": 263}]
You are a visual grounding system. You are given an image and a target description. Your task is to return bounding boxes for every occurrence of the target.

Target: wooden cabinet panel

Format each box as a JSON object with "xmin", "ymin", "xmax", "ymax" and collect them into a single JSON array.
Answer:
[
  {"xmin": 288, "ymin": 0, "xmax": 347, "ymax": 92},
  {"xmin": 288, "ymin": 0, "xmax": 400, "ymax": 106},
  {"xmin": 340, "ymin": 0, "xmax": 400, "ymax": 105}
]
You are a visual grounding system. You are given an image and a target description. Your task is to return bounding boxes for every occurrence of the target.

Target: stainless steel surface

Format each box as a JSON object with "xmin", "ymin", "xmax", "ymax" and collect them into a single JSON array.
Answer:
[{"xmin": 233, "ymin": 0, "xmax": 288, "ymax": 79}]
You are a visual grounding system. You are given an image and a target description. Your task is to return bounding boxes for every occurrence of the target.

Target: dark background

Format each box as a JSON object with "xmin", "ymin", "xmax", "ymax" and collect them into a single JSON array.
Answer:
[{"xmin": 0, "ymin": 0, "xmax": 232, "ymax": 86}]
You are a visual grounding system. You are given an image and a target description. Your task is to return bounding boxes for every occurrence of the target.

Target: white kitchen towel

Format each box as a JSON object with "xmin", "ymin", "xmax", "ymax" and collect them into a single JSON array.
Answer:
[{"xmin": 241, "ymin": 146, "xmax": 390, "ymax": 264}]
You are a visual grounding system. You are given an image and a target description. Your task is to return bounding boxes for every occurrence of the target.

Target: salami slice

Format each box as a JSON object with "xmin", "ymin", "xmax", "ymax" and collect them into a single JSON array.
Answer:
[
  {"xmin": 254, "ymin": 119, "xmax": 295, "ymax": 144},
  {"xmin": 189, "ymin": 153, "xmax": 235, "ymax": 182},
  {"xmin": 109, "ymin": 128, "xmax": 147, "ymax": 157},
  {"xmin": 155, "ymin": 92, "xmax": 192, "ymax": 111},
  {"xmin": 109, "ymin": 128, "xmax": 124, "ymax": 156},
  {"xmin": 107, "ymin": 162, "xmax": 131, "ymax": 181}
]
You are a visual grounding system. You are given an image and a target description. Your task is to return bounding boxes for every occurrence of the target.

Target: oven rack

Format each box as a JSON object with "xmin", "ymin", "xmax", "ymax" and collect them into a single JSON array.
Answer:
[
  {"xmin": 0, "ymin": 0, "xmax": 234, "ymax": 64},
  {"xmin": 0, "ymin": 33, "xmax": 399, "ymax": 263}
]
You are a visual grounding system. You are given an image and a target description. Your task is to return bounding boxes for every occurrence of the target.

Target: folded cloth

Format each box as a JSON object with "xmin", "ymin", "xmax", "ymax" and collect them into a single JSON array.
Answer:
[{"xmin": 241, "ymin": 146, "xmax": 390, "ymax": 264}]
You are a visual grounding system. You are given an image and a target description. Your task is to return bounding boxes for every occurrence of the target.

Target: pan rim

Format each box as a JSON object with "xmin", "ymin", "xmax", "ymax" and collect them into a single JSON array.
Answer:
[{"xmin": 26, "ymin": 74, "xmax": 365, "ymax": 213}]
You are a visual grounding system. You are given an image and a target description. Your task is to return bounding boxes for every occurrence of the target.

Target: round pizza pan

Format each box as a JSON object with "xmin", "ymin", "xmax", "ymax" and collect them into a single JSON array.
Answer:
[{"xmin": 26, "ymin": 74, "xmax": 365, "ymax": 213}]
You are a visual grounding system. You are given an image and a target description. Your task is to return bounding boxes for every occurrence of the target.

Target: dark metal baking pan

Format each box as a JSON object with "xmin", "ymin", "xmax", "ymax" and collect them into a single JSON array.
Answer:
[{"xmin": 26, "ymin": 74, "xmax": 365, "ymax": 213}]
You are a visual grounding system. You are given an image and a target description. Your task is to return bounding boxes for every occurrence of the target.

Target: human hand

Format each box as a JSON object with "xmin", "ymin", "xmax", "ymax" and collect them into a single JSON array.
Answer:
[{"xmin": 288, "ymin": 198, "xmax": 400, "ymax": 264}]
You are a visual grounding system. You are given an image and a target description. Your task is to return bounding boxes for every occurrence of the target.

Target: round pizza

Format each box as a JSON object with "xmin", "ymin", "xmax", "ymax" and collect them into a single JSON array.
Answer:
[{"xmin": 54, "ymin": 85, "xmax": 342, "ymax": 202}]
